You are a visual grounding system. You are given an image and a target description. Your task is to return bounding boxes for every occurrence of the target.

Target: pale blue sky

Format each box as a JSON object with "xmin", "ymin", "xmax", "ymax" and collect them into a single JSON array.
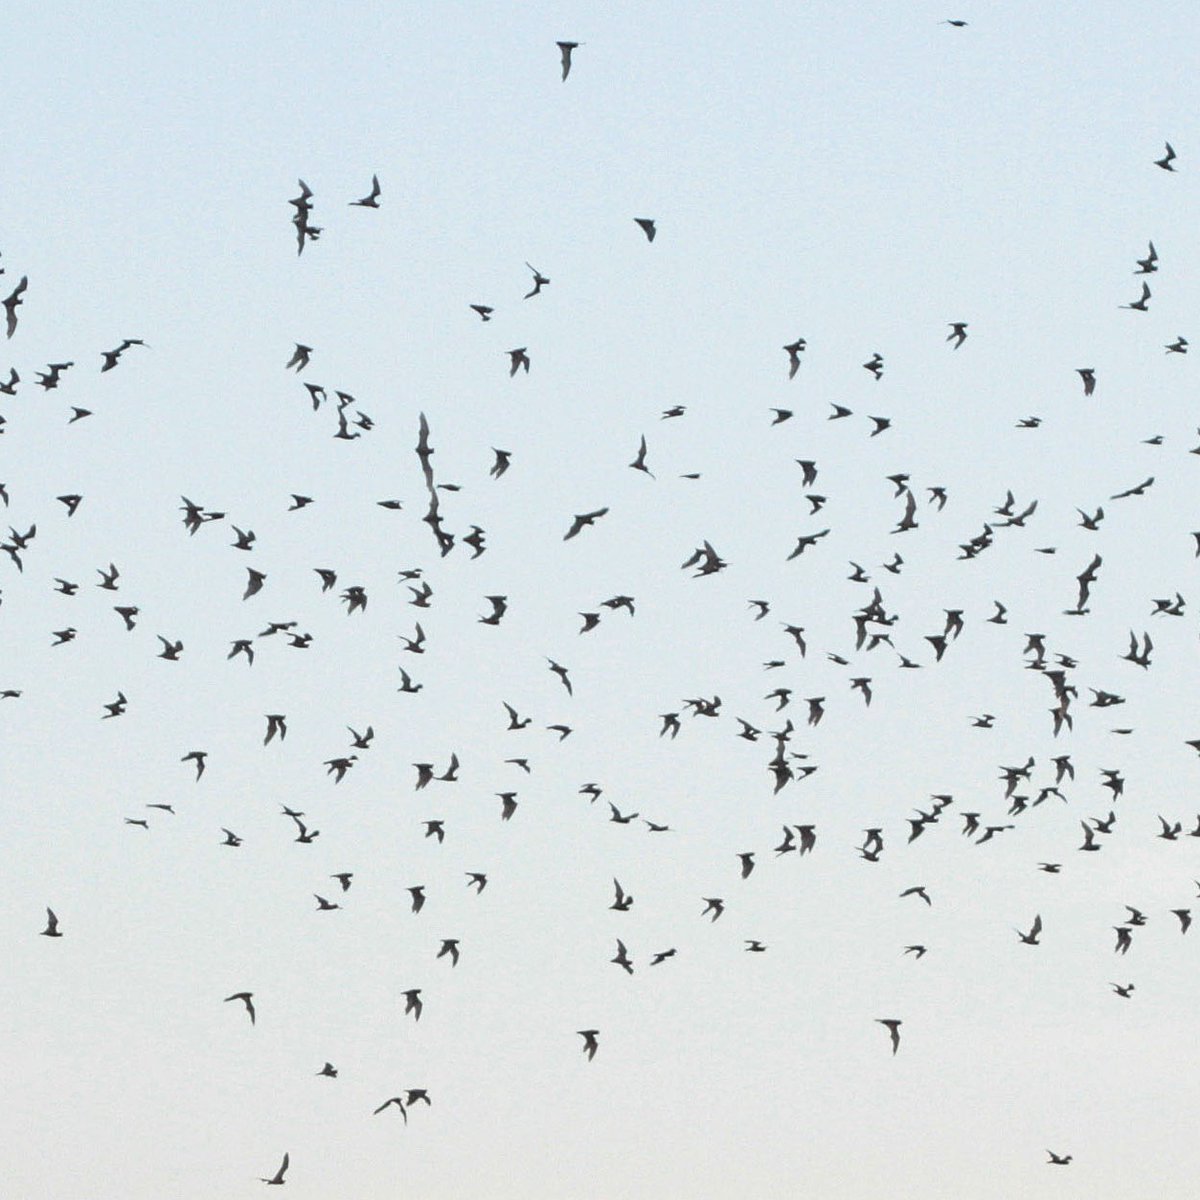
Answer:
[{"xmin": 2, "ymin": 2, "xmax": 1199, "ymax": 1196}]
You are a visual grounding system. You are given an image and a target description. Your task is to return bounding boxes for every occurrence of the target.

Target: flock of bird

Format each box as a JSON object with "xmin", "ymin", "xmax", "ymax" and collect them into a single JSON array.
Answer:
[{"xmin": 4, "ymin": 29, "xmax": 1197, "ymax": 1191}]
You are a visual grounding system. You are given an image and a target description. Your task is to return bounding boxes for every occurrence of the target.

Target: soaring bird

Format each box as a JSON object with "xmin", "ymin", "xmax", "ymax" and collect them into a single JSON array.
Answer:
[
  {"xmin": 260, "ymin": 1153, "xmax": 289, "ymax": 1185},
  {"xmin": 946, "ymin": 322, "xmax": 968, "ymax": 349},
  {"xmin": 1077, "ymin": 368, "xmax": 1096, "ymax": 396},
  {"xmin": 402, "ymin": 988, "xmax": 423, "ymax": 1021},
  {"xmin": 1016, "ymin": 914, "xmax": 1043, "ymax": 945},
  {"xmin": 876, "ymin": 1018, "xmax": 902, "ymax": 1054},
  {"xmin": 1155, "ymin": 141, "xmax": 1176, "ymax": 170},
  {"xmin": 41, "ymin": 908, "xmax": 62, "ymax": 937},
  {"xmin": 225, "ymin": 992, "xmax": 256, "ymax": 1024},
  {"xmin": 350, "ymin": 175, "xmax": 381, "ymax": 207},
  {"xmin": 577, "ymin": 1029, "xmax": 599, "ymax": 1059},
  {"xmin": 557, "ymin": 41, "xmax": 581, "ymax": 80},
  {"xmin": 563, "ymin": 508, "xmax": 609, "ymax": 540},
  {"xmin": 634, "ymin": 218, "xmax": 656, "ymax": 242},
  {"xmin": 3, "ymin": 276, "xmax": 27, "ymax": 338}
]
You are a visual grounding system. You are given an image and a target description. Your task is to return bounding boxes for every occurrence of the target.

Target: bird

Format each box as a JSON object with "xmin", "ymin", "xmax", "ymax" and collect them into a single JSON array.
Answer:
[
  {"xmin": 611, "ymin": 879, "xmax": 633, "ymax": 911},
  {"xmin": 612, "ymin": 940, "xmax": 633, "ymax": 975},
  {"xmin": 557, "ymin": 41, "xmax": 581, "ymax": 80},
  {"xmin": 40, "ymin": 908, "xmax": 62, "ymax": 937},
  {"xmin": 629, "ymin": 435, "xmax": 654, "ymax": 477},
  {"xmin": 3, "ymin": 275, "xmax": 27, "ymax": 338},
  {"xmin": 317, "ymin": 1062, "xmax": 338, "ymax": 1078},
  {"xmin": 350, "ymin": 175, "xmax": 381, "ymax": 207},
  {"xmin": 1121, "ymin": 281, "xmax": 1151, "ymax": 311},
  {"xmin": 1155, "ymin": 141, "xmax": 1176, "ymax": 170},
  {"xmin": 701, "ymin": 897, "xmax": 725, "ymax": 922},
  {"xmin": 373, "ymin": 1096, "xmax": 408, "ymax": 1122},
  {"xmin": 260, "ymin": 1152, "xmax": 289, "ymax": 1185},
  {"xmin": 524, "ymin": 263, "xmax": 550, "ymax": 298},
  {"xmin": 402, "ymin": 989, "xmax": 423, "ymax": 1021},
  {"xmin": 437, "ymin": 938, "xmax": 461, "ymax": 967},
  {"xmin": 1016, "ymin": 914, "xmax": 1043, "ymax": 945},
  {"xmin": 783, "ymin": 338, "xmax": 806, "ymax": 378},
  {"xmin": 634, "ymin": 218, "xmax": 657, "ymax": 242},
  {"xmin": 507, "ymin": 347, "xmax": 530, "ymax": 375},
  {"xmin": 243, "ymin": 568, "xmax": 266, "ymax": 599},
  {"xmin": 471, "ymin": 304, "xmax": 494, "ymax": 322},
  {"xmin": 564, "ymin": 508, "xmax": 608, "ymax": 540},
  {"xmin": 284, "ymin": 343, "xmax": 311, "ymax": 372},
  {"xmin": 1046, "ymin": 1151, "xmax": 1073, "ymax": 1166},
  {"xmin": 1077, "ymin": 368, "xmax": 1096, "ymax": 396},
  {"xmin": 225, "ymin": 992, "xmax": 255, "ymax": 1024},
  {"xmin": 946, "ymin": 322, "xmax": 968, "ymax": 349},
  {"xmin": 876, "ymin": 1019, "xmax": 902, "ymax": 1055}
]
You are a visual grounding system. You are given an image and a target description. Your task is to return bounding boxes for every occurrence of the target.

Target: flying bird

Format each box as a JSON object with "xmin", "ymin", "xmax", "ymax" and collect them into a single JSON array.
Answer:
[
  {"xmin": 557, "ymin": 41, "xmax": 581, "ymax": 80},
  {"xmin": 260, "ymin": 1152, "xmax": 290, "ymax": 1185},
  {"xmin": 225, "ymin": 992, "xmax": 256, "ymax": 1024},
  {"xmin": 350, "ymin": 175, "xmax": 381, "ymax": 207}
]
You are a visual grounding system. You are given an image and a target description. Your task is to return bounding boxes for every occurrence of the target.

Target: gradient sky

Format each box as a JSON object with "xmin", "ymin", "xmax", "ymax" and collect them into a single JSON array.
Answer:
[{"xmin": 3, "ymin": 3, "xmax": 1199, "ymax": 1196}]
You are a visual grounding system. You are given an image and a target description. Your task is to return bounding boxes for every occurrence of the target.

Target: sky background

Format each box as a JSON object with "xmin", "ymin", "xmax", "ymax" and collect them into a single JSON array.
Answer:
[{"xmin": 2, "ymin": 2, "xmax": 1199, "ymax": 1196}]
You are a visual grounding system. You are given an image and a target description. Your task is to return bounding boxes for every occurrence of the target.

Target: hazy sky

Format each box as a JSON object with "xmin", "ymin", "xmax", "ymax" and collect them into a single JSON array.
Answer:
[{"xmin": 3, "ymin": 3, "xmax": 1200, "ymax": 1196}]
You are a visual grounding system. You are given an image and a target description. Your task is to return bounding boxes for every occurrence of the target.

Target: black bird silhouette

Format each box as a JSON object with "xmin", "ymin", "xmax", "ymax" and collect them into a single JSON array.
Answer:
[
  {"xmin": 260, "ymin": 1152, "xmax": 289, "ymax": 1185},
  {"xmin": 1077, "ymin": 368, "xmax": 1096, "ymax": 396},
  {"xmin": 507, "ymin": 347, "xmax": 530, "ymax": 375},
  {"xmin": 947, "ymin": 322, "xmax": 968, "ymax": 349},
  {"xmin": 3, "ymin": 276, "xmax": 28, "ymax": 338},
  {"xmin": 524, "ymin": 262, "xmax": 550, "ymax": 298},
  {"xmin": 564, "ymin": 508, "xmax": 609, "ymax": 540},
  {"xmin": 557, "ymin": 41, "xmax": 581, "ymax": 80},
  {"xmin": 1121, "ymin": 281, "xmax": 1151, "ymax": 311},
  {"xmin": 350, "ymin": 175, "xmax": 381, "ymax": 207},
  {"xmin": 1155, "ymin": 141, "xmax": 1176, "ymax": 170},
  {"xmin": 41, "ymin": 907, "xmax": 62, "ymax": 937},
  {"xmin": 634, "ymin": 218, "xmax": 657, "ymax": 242},
  {"xmin": 100, "ymin": 338, "xmax": 145, "ymax": 372},
  {"xmin": 876, "ymin": 1019, "xmax": 902, "ymax": 1054},
  {"xmin": 578, "ymin": 1029, "xmax": 599, "ymax": 1059},
  {"xmin": 225, "ymin": 991, "xmax": 256, "ymax": 1024}
]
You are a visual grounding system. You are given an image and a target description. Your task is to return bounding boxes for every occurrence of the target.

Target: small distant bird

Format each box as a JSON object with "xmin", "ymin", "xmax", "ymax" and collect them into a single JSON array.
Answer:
[
  {"xmin": 611, "ymin": 879, "xmax": 633, "ymax": 911},
  {"xmin": 634, "ymin": 218, "xmax": 656, "ymax": 242},
  {"xmin": 1121, "ymin": 281, "xmax": 1151, "ymax": 311},
  {"xmin": 557, "ymin": 41, "xmax": 581, "ymax": 80},
  {"xmin": 577, "ymin": 1028, "xmax": 599, "ymax": 1059},
  {"xmin": 1016, "ymin": 914, "xmax": 1043, "ymax": 945},
  {"xmin": 244, "ymin": 568, "xmax": 266, "ymax": 599},
  {"xmin": 524, "ymin": 262, "xmax": 550, "ymax": 298},
  {"xmin": 612, "ymin": 939, "xmax": 633, "ymax": 975},
  {"xmin": 402, "ymin": 988, "xmax": 423, "ymax": 1021},
  {"xmin": 701, "ymin": 897, "xmax": 725, "ymax": 922},
  {"xmin": 3, "ymin": 276, "xmax": 28, "ymax": 339},
  {"xmin": 350, "ymin": 175, "xmax": 381, "ymax": 207},
  {"xmin": 471, "ymin": 304, "xmax": 494, "ymax": 322},
  {"xmin": 284, "ymin": 343, "xmax": 311, "ymax": 372},
  {"xmin": 900, "ymin": 885, "xmax": 932, "ymax": 906},
  {"xmin": 1155, "ymin": 141, "xmax": 1176, "ymax": 171},
  {"xmin": 317, "ymin": 1062, "xmax": 338, "ymax": 1078},
  {"xmin": 783, "ymin": 338, "xmax": 806, "ymax": 378},
  {"xmin": 947, "ymin": 322, "xmax": 968, "ymax": 349},
  {"xmin": 41, "ymin": 907, "xmax": 62, "ymax": 937},
  {"xmin": 437, "ymin": 938, "xmax": 460, "ymax": 967},
  {"xmin": 1077, "ymin": 368, "xmax": 1096, "ymax": 396},
  {"xmin": 876, "ymin": 1018, "xmax": 902, "ymax": 1054},
  {"xmin": 564, "ymin": 508, "xmax": 609, "ymax": 541},
  {"xmin": 225, "ymin": 992, "xmax": 256, "ymax": 1024},
  {"xmin": 260, "ymin": 1152, "xmax": 290, "ymax": 1185},
  {"xmin": 1166, "ymin": 336, "xmax": 1188, "ymax": 354},
  {"xmin": 507, "ymin": 347, "xmax": 530, "ymax": 375},
  {"xmin": 1047, "ymin": 1151, "xmax": 1073, "ymax": 1166}
]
